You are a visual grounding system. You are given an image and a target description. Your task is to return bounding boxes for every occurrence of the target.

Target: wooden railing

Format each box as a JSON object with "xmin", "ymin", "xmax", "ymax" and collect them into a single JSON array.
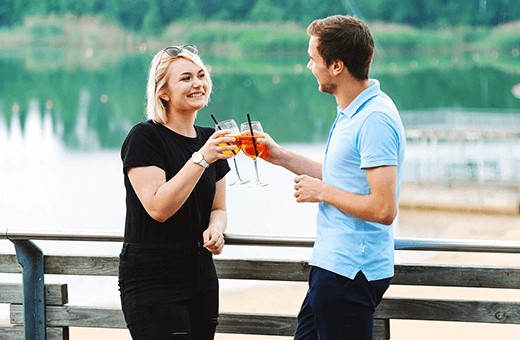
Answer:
[{"xmin": 2, "ymin": 228, "xmax": 520, "ymax": 339}]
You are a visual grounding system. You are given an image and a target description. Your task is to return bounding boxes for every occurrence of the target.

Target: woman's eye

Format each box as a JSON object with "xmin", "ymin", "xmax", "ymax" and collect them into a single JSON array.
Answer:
[
  {"xmin": 198, "ymin": 73, "xmax": 205, "ymax": 79},
  {"xmin": 182, "ymin": 76, "xmax": 191, "ymax": 81}
]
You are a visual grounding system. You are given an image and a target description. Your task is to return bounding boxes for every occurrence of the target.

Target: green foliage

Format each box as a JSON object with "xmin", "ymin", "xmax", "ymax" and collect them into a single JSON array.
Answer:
[
  {"xmin": 185, "ymin": 23, "xmax": 308, "ymax": 54},
  {"xmin": 486, "ymin": 27, "xmax": 520, "ymax": 49},
  {"xmin": 248, "ymin": 0, "xmax": 284, "ymax": 22},
  {"xmin": 373, "ymin": 29, "xmax": 460, "ymax": 52},
  {"xmin": 2, "ymin": 0, "xmax": 520, "ymax": 31},
  {"xmin": 29, "ymin": 23, "xmax": 62, "ymax": 37},
  {"xmin": 141, "ymin": 2, "xmax": 162, "ymax": 36}
]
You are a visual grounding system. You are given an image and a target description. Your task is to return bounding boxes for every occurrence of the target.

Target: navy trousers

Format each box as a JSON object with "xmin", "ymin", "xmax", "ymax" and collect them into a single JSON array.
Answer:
[{"xmin": 294, "ymin": 267, "xmax": 391, "ymax": 340}]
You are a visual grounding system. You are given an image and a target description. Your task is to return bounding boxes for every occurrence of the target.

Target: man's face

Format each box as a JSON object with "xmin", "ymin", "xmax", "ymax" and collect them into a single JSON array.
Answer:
[{"xmin": 307, "ymin": 36, "xmax": 336, "ymax": 95}]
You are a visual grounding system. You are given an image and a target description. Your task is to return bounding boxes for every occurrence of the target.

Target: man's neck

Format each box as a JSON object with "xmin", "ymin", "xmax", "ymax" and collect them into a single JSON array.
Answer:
[{"xmin": 335, "ymin": 79, "xmax": 372, "ymax": 111}]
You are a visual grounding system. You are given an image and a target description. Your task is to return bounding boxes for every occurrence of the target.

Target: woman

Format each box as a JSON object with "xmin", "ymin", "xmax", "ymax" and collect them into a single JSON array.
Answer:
[{"xmin": 119, "ymin": 45, "xmax": 236, "ymax": 340}]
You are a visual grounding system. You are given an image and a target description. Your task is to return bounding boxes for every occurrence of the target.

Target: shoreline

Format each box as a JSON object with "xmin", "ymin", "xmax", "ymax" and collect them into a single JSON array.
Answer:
[{"xmin": 399, "ymin": 182, "xmax": 520, "ymax": 215}]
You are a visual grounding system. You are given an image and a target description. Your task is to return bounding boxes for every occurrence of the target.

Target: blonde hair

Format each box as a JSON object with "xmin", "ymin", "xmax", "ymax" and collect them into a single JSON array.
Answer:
[{"xmin": 146, "ymin": 47, "xmax": 213, "ymax": 124}]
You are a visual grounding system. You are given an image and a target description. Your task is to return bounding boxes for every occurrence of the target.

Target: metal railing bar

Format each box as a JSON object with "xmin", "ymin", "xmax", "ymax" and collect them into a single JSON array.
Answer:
[
  {"xmin": 394, "ymin": 238, "xmax": 520, "ymax": 253},
  {"xmin": 223, "ymin": 233, "xmax": 314, "ymax": 247},
  {"xmin": 3, "ymin": 228, "xmax": 520, "ymax": 254},
  {"xmin": 2, "ymin": 227, "xmax": 124, "ymax": 242}
]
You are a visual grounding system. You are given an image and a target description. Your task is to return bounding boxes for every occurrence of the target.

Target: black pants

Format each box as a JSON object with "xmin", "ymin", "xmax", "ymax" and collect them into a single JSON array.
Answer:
[{"xmin": 118, "ymin": 242, "xmax": 219, "ymax": 340}]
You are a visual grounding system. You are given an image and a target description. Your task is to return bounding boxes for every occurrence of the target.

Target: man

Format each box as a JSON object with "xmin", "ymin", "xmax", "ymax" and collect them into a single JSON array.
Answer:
[{"xmin": 258, "ymin": 15, "xmax": 406, "ymax": 339}]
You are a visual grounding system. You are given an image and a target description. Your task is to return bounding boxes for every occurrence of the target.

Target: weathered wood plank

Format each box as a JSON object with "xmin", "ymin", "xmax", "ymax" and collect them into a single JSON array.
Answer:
[
  {"xmin": 374, "ymin": 319, "xmax": 390, "ymax": 340},
  {"xmin": 393, "ymin": 264, "xmax": 520, "ymax": 288},
  {"xmin": 10, "ymin": 304, "xmax": 126, "ymax": 328},
  {"xmin": 44, "ymin": 255, "xmax": 119, "ymax": 276},
  {"xmin": 0, "ymin": 324, "xmax": 69, "ymax": 340},
  {"xmin": 5, "ymin": 254, "xmax": 520, "ymax": 289},
  {"xmin": 0, "ymin": 254, "xmax": 21, "ymax": 274},
  {"xmin": 217, "ymin": 313, "xmax": 296, "ymax": 336},
  {"xmin": 8, "ymin": 305, "xmax": 389, "ymax": 338},
  {"xmin": 0, "ymin": 283, "xmax": 68, "ymax": 305},
  {"xmin": 216, "ymin": 260, "xmax": 520, "ymax": 289},
  {"xmin": 0, "ymin": 254, "xmax": 119, "ymax": 276},
  {"xmin": 215, "ymin": 258, "xmax": 311, "ymax": 281},
  {"xmin": 217, "ymin": 314, "xmax": 388, "ymax": 339},
  {"xmin": 376, "ymin": 298, "xmax": 520, "ymax": 324}
]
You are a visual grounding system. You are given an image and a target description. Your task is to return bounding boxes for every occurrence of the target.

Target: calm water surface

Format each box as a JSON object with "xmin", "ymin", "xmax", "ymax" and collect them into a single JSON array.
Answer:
[{"xmin": 1, "ymin": 48, "xmax": 520, "ymax": 314}]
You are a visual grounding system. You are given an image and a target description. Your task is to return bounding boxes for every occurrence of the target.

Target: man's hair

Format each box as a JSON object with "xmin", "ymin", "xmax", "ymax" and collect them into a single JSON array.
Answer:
[{"xmin": 307, "ymin": 15, "xmax": 374, "ymax": 81}]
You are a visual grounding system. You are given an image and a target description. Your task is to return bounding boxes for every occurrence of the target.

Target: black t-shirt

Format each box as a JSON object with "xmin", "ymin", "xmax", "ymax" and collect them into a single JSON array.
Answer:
[{"xmin": 121, "ymin": 120, "xmax": 230, "ymax": 244}]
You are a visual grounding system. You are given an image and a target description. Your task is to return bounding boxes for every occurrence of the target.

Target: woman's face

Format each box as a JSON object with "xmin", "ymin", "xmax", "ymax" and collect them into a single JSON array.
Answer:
[{"xmin": 162, "ymin": 57, "xmax": 210, "ymax": 114}]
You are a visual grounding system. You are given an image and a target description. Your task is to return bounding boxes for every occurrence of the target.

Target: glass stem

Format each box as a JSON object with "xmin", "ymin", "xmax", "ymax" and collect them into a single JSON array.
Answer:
[
  {"xmin": 253, "ymin": 159, "xmax": 261, "ymax": 183},
  {"xmin": 233, "ymin": 158, "xmax": 243, "ymax": 181}
]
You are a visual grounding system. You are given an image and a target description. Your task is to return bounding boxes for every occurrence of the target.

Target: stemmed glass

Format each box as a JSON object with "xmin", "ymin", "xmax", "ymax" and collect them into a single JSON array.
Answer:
[
  {"xmin": 240, "ymin": 121, "xmax": 268, "ymax": 187},
  {"xmin": 215, "ymin": 119, "xmax": 249, "ymax": 186}
]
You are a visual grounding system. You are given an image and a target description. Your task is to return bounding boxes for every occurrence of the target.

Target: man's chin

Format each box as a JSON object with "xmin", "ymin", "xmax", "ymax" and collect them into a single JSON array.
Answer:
[{"xmin": 319, "ymin": 84, "xmax": 335, "ymax": 95}]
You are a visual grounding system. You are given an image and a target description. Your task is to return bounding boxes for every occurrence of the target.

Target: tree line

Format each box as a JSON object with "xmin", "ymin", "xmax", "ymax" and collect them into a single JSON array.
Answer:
[{"xmin": 1, "ymin": 0, "xmax": 519, "ymax": 33}]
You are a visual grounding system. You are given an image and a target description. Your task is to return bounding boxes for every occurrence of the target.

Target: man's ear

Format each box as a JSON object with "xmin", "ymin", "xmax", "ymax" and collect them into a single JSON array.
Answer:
[{"xmin": 330, "ymin": 60, "xmax": 344, "ymax": 76}]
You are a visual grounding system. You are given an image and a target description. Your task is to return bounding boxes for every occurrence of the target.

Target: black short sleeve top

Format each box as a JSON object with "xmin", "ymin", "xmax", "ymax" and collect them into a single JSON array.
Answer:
[{"xmin": 121, "ymin": 120, "xmax": 230, "ymax": 244}]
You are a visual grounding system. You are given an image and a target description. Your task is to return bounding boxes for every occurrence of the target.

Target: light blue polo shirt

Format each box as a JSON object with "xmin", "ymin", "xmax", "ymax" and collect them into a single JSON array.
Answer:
[{"xmin": 309, "ymin": 79, "xmax": 406, "ymax": 282}]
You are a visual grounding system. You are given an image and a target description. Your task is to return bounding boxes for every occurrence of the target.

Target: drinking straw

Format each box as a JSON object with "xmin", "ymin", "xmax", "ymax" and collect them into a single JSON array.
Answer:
[
  {"xmin": 246, "ymin": 114, "xmax": 259, "ymax": 158},
  {"xmin": 211, "ymin": 114, "xmax": 220, "ymax": 128},
  {"xmin": 211, "ymin": 114, "xmax": 236, "ymax": 155}
]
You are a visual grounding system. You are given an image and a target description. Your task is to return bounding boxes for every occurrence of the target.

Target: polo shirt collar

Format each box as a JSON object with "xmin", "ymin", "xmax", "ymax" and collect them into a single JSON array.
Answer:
[{"xmin": 338, "ymin": 79, "xmax": 381, "ymax": 118}]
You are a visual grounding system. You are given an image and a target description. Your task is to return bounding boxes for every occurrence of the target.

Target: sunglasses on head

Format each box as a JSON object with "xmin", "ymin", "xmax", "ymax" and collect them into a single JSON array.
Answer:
[
  {"xmin": 154, "ymin": 45, "xmax": 199, "ymax": 93},
  {"xmin": 163, "ymin": 44, "xmax": 198, "ymax": 57}
]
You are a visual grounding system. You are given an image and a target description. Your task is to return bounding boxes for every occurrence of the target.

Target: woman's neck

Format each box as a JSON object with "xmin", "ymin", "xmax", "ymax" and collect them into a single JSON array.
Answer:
[{"xmin": 163, "ymin": 111, "xmax": 197, "ymax": 137}]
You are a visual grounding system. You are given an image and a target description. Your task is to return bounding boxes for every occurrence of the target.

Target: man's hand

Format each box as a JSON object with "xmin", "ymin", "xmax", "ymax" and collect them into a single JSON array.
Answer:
[
  {"xmin": 256, "ymin": 132, "xmax": 282, "ymax": 165},
  {"xmin": 294, "ymin": 175, "xmax": 326, "ymax": 203}
]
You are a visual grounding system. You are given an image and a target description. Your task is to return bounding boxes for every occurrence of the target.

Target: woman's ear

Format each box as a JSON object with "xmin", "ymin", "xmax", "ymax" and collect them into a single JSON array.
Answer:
[{"xmin": 159, "ymin": 92, "xmax": 170, "ymax": 102}]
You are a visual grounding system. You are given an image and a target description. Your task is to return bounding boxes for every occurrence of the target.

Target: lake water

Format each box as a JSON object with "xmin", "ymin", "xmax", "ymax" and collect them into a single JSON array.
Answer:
[{"xmin": 1, "ymin": 47, "xmax": 520, "ymax": 316}]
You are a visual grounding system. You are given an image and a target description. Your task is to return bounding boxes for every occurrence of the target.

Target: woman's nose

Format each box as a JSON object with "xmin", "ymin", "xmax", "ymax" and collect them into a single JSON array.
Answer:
[{"xmin": 193, "ymin": 79, "xmax": 203, "ymax": 88}]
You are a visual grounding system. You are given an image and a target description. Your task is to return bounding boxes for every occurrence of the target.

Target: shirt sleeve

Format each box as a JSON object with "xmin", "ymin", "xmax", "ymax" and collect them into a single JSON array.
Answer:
[
  {"xmin": 358, "ymin": 111, "xmax": 400, "ymax": 169},
  {"xmin": 121, "ymin": 123, "xmax": 166, "ymax": 175},
  {"xmin": 215, "ymin": 158, "xmax": 231, "ymax": 182}
]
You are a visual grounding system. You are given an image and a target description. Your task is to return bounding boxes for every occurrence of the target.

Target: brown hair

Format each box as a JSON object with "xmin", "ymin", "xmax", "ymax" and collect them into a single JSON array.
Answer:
[{"xmin": 307, "ymin": 15, "xmax": 374, "ymax": 81}]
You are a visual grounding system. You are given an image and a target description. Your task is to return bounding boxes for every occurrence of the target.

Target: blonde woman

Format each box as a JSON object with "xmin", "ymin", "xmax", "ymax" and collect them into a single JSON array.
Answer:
[{"xmin": 119, "ymin": 45, "xmax": 236, "ymax": 340}]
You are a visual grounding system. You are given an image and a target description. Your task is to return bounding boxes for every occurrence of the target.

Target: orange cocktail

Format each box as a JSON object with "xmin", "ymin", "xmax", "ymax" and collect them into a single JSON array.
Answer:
[
  {"xmin": 239, "ymin": 119, "xmax": 268, "ymax": 187},
  {"xmin": 215, "ymin": 118, "xmax": 249, "ymax": 186},
  {"xmin": 219, "ymin": 135, "xmax": 241, "ymax": 155},
  {"xmin": 238, "ymin": 132, "xmax": 265, "ymax": 160}
]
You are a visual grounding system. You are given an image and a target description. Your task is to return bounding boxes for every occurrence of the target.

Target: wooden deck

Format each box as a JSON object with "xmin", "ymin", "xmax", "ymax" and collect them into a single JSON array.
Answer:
[{"xmin": 2, "ymin": 230, "xmax": 520, "ymax": 339}]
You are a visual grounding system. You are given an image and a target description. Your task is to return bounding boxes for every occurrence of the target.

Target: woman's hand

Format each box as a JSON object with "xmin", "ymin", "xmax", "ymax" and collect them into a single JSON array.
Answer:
[
  {"xmin": 199, "ymin": 129, "xmax": 238, "ymax": 164},
  {"xmin": 203, "ymin": 228, "xmax": 225, "ymax": 255}
]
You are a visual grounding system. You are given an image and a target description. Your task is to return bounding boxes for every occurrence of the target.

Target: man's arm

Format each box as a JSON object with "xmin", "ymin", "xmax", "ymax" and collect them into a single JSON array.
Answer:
[
  {"xmin": 257, "ymin": 133, "xmax": 323, "ymax": 179},
  {"xmin": 293, "ymin": 165, "xmax": 398, "ymax": 225}
]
